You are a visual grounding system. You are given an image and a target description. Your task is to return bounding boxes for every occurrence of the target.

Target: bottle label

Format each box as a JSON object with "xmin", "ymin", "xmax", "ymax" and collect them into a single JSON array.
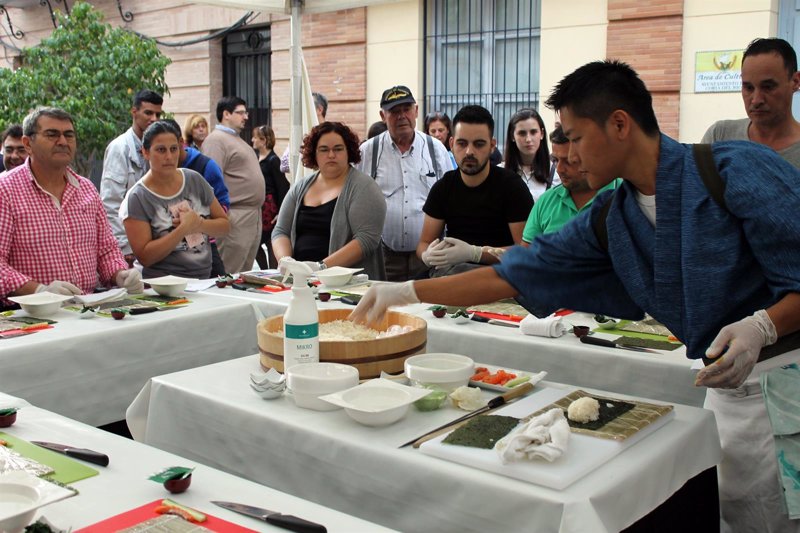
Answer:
[{"xmin": 285, "ymin": 323, "xmax": 319, "ymax": 339}]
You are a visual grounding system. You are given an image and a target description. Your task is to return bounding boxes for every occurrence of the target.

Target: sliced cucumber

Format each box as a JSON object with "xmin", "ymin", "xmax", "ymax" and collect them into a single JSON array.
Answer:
[{"xmin": 504, "ymin": 375, "xmax": 531, "ymax": 388}]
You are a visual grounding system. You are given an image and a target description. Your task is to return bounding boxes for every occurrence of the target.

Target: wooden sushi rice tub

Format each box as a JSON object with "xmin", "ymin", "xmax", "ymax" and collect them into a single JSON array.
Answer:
[{"xmin": 258, "ymin": 309, "xmax": 427, "ymax": 378}]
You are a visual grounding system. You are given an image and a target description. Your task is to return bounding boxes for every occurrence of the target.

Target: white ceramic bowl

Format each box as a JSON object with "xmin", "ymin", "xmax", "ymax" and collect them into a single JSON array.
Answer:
[
  {"xmin": 319, "ymin": 380, "xmax": 433, "ymax": 426},
  {"xmin": 286, "ymin": 362, "xmax": 360, "ymax": 411},
  {"xmin": 404, "ymin": 353, "xmax": 475, "ymax": 392},
  {"xmin": 315, "ymin": 267, "xmax": 363, "ymax": 288},
  {"xmin": 142, "ymin": 275, "xmax": 192, "ymax": 297},
  {"xmin": 0, "ymin": 483, "xmax": 40, "ymax": 533},
  {"xmin": 7, "ymin": 292, "xmax": 72, "ymax": 318}
]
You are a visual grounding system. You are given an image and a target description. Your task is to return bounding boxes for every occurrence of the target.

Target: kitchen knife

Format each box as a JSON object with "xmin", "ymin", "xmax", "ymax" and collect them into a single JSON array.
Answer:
[
  {"xmin": 31, "ymin": 441, "xmax": 109, "ymax": 466},
  {"xmin": 211, "ymin": 501, "xmax": 327, "ymax": 533},
  {"xmin": 399, "ymin": 381, "xmax": 534, "ymax": 449},
  {"xmin": 579, "ymin": 335, "xmax": 659, "ymax": 354}
]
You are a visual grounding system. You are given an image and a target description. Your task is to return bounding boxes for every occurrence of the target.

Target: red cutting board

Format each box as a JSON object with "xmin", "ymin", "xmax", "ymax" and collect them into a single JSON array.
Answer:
[{"xmin": 76, "ymin": 500, "xmax": 258, "ymax": 532}]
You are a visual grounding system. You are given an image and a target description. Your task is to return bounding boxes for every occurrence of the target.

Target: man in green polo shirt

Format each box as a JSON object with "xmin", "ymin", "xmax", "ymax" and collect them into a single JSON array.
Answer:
[{"xmin": 521, "ymin": 126, "xmax": 619, "ymax": 245}]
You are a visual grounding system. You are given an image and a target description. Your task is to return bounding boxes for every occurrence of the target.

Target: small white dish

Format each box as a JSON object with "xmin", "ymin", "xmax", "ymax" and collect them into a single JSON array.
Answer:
[
  {"xmin": 7, "ymin": 292, "xmax": 72, "ymax": 318},
  {"xmin": 286, "ymin": 362, "xmax": 360, "ymax": 411},
  {"xmin": 0, "ymin": 471, "xmax": 75, "ymax": 533},
  {"xmin": 449, "ymin": 312, "xmax": 472, "ymax": 325},
  {"xmin": 250, "ymin": 368, "xmax": 286, "ymax": 400},
  {"xmin": 315, "ymin": 267, "xmax": 363, "ymax": 288},
  {"xmin": 142, "ymin": 275, "xmax": 195, "ymax": 297},
  {"xmin": 250, "ymin": 382, "xmax": 285, "ymax": 399},
  {"xmin": 405, "ymin": 353, "xmax": 475, "ymax": 392},
  {"xmin": 79, "ymin": 307, "xmax": 98, "ymax": 319},
  {"xmin": 320, "ymin": 379, "xmax": 432, "ymax": 426}
]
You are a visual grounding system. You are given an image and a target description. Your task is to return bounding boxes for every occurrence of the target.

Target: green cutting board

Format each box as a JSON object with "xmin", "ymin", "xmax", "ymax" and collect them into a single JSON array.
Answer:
[
  {"xmin": 592, "ymin": 319, "xmax": 684, "ymax": 344},
  {"xmin": 0, "ymin": 432, "xmax": 99, "ymax": 484}
]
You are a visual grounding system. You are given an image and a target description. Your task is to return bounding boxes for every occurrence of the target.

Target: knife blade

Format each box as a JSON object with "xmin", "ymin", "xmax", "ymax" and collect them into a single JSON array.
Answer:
[
  {"xmin": 399, "ymin": 381, "xmax": 534, "ymax": 449},
  {"xmin": 31, "ymin": 441, "xmax": 109, "ymax": 466},
  {"xmin": 211, "ymin": 501, "xmax": 326, "ymax": 533},
  {"xmin": 579, "ymin": 335, "xmax": 659, "ymax": 353}
]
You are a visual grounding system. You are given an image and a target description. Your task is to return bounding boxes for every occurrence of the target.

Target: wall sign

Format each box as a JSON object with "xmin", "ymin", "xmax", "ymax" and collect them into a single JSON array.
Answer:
[{"xmin": 695, "ymin": 50, "xmax": 743, "ymax": 93}]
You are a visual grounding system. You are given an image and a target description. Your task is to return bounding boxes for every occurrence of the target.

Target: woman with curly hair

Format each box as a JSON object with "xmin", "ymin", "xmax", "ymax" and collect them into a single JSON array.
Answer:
[
  {"xmin": 501, "ymin": 108, "xmax": 556, "ymax": 200},
  {"xmin": 272, "ymin": 122, "xmax": 387, "ymax": 280}
]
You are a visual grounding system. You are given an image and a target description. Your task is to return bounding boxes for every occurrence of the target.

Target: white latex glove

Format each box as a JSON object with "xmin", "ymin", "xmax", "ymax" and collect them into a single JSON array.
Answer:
[
  {"xmin": 302, "ymin": 261, "xmax": 323, "ymax": 272},
  {"xmin": 115, "ymin": 268, "xmax": 143, "ymax": 294},
  {"xmin": 695, "ymin": 310, "xmax": 777, "ymax": 388},
  {"xmin": 349, "ymin": 281, "xmax": 420, "ymax": 326},
  {"xmin": 278, "ymin": 257, "xmax": 321, "ymax": 277},
  {"xmin": 36, "ymin": 280, "xmax": 82, "ymax": 296},
  {"xmin": 426, "ymin": 237, "xmax": 482, "ymax": 267},
  {"xmin": 421, "ymin": 238, "xmax": 450, "ymax": 267}
]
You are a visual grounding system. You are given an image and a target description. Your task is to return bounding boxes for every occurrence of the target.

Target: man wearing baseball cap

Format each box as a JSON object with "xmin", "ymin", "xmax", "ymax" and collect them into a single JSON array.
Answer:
[{"xmin": 357, "ymin": 85, "xmax": 454, "ymax": 281}]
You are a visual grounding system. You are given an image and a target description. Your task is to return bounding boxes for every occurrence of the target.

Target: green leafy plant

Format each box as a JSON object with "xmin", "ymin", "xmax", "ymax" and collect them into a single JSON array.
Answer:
[{"xmin": 0, "ymin": 1, "xmax": 170, "ymax": 176}]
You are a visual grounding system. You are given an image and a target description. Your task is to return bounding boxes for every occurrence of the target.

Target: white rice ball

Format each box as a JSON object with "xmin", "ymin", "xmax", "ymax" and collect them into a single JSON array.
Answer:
[{"xmin": 567, "ymin": 396, "xmax": 600, "ymax": 423}]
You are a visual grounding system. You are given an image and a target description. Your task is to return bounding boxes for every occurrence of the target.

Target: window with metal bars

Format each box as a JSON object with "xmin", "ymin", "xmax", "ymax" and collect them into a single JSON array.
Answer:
[{"xmin": 424, "ymin": 0, "xmax": 541, "ymax": 148}]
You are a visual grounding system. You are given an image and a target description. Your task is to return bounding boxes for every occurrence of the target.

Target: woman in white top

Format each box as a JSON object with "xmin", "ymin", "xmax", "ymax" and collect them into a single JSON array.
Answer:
[
  {"xmin": 123, "ymin": 121, "xmax": 229, "ymax": 278},
  {"xmin": 501, "ymin": 108, "xmax": 558, "ymax": 201}
]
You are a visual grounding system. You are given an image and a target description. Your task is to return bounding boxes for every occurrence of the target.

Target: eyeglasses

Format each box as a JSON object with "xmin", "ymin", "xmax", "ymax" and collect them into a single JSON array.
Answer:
[
  {"xmin": 317, "ymin": 146, "xmax": 346, "ymax": 155},
  {"xmin": 33, "ymin": 129, "xmax": 77, "ymax": 142},
  {"xmin": 232, "ymin": 110, "xmax": 249, "ymax": 116}
]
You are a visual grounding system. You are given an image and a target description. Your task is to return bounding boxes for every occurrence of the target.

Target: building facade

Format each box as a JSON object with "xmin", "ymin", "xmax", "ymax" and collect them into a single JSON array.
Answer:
[{"xmin": 0, "ymin": 0, "xmax": 797, "ymax": 155}]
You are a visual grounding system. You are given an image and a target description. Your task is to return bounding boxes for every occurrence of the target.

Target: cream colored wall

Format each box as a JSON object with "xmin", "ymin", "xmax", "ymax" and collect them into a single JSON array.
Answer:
[
  {"xmin": 539, "ymin": 0, "xmax": 608, "ymax": 131},
  {"xmin": 679, "ymin": 0, "xmax": 778, "ymax": 141},
  {"xmin": 365, "ymin": 0, "xmax": 424, "ymax": 131}
]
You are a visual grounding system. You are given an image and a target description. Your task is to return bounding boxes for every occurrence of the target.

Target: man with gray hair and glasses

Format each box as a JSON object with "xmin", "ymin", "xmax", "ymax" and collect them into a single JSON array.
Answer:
[{"xmin": 0, "ymin": 107, "xmax": 142, "ymax": 301}]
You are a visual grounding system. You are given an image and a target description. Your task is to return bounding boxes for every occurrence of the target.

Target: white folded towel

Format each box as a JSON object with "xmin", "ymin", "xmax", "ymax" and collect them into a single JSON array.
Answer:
[
  {"xmin": 519, "ymin": 313, "xmax": 567, "ymax": 338},
  {"xmin": 495, "ymin": 408, "xmax": 570, "ymax": 463},
  {"xmin": 73, "ymin": 287, "xmax": 127, "ymax": 306}
]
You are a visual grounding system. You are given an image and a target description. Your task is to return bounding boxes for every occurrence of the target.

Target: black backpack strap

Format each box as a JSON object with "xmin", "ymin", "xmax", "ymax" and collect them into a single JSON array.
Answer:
[
  {"xmin": 692, "ymin": 143, "xmax": 727, "ymax": 210},
  {"xmin": 426, "ymin": 134, "xmax": 440, "ymax": 178},
  {"xmin": 370, "ymin": 135, "xmax": 380, "ymax": 179},
  {"xmin": 593, "ymin": 191, "xmax": 615, "ymax": 253}
]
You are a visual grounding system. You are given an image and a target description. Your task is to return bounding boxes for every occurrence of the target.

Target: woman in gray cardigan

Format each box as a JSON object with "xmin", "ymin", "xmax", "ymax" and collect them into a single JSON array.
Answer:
[{"xmin": 272, "ymin": 122, "xmax": 387, "ymax": 280}]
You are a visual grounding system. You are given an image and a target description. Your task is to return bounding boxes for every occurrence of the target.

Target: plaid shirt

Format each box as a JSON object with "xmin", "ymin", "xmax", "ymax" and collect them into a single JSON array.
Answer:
[{"xmin": 0, "ymin": 160, "xmax": 127, "ymax": 298}]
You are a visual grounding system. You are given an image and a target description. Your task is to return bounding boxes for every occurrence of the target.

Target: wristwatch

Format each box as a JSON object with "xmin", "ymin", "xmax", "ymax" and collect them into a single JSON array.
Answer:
[{"xmin": 318, "ymin": 261, "xmax": 328, "ymax": 271}]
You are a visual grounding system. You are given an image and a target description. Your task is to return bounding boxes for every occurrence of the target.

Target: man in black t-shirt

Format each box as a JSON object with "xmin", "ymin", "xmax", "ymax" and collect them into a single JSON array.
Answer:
[{"xmin": 416, "ymin": 105, "xmax": 533, "ymax": 277}]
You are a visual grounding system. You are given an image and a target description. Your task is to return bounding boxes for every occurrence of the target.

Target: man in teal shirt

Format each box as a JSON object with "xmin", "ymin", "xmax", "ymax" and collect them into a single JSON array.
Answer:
[{"xmin": 521, "ymin": 126, "xmax": 619, "ymax": 244}]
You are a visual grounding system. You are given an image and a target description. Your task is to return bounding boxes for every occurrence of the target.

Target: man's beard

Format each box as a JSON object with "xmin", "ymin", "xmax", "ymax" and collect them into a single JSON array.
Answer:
[{"xmin": 459, "ymin": 157, "xmax": 488, "ymax": 176}]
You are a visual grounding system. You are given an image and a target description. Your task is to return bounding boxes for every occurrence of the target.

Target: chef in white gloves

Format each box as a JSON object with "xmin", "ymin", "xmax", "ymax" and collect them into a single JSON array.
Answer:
[
  {"xmin": 353, "ymin": 61, "xmax": 800, "ymax": 533},
  {"xmin": 0, "ymin": 106, "xmax": 144, "ymax": 302}
]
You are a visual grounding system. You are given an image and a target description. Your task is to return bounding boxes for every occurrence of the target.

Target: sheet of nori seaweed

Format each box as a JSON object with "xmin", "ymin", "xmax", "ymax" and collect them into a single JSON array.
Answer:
[
  {"xmin": 443, "ymin": 415, "xmax": 520, "ymax": 449},
  {"xmin": 565, "ymin": 398, "xmax": 635, "ymax": 430}
]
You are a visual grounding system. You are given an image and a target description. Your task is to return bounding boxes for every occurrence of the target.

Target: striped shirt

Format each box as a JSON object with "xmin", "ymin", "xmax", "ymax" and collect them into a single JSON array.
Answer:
[{"xmin": 0, "ymin": 160, "xmax": 127, "ymax": 298}]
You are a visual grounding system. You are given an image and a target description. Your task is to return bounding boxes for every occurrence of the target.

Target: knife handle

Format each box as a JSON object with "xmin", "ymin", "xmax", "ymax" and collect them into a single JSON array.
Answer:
[
  {"xmin": 266, "ymin": 513, "xmax": 327, "ymax": 533},
  {"xmin": 129, "ymin": 306, "xmax": 159, "ymax": 315},
  {"xmin": 65, "ymin": 447, "xmax": 109, "ymax": 467},
  {"xmin": 487, "ymin": 381, "xmax": 534, "ymax": 408},
  {"xmin": 580, "ymin": 335, "xmax": 616, "ymax": 348}
]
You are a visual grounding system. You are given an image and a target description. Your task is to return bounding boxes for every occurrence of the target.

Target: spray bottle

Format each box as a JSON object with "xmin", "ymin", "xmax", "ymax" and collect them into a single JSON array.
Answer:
[{"xmin": 280, "ymin": 258, "xmax": 319, "ymax": 370}]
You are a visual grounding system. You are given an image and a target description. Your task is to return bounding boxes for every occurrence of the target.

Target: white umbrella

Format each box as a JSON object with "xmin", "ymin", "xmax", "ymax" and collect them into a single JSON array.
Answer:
[{"xmin": 190, "ymin": 0, "xmax": 402, "ymax": 178}]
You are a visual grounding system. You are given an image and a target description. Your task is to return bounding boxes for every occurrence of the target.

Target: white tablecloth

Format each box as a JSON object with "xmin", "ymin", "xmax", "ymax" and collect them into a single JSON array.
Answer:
[
  {"xmin": 0, "ymin": 292, "xmax": 259, "ymax": 426},
  {"xmin": 127, "ymin": 355, "xmax": 721, "ymax": 533},
  {"xmin": 204, "ymin": 286, "xmax": 704, "ymax": 406},
  {"xmin": 0, "ymin": 392, "xmax": 393, "ymax": 532}
]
